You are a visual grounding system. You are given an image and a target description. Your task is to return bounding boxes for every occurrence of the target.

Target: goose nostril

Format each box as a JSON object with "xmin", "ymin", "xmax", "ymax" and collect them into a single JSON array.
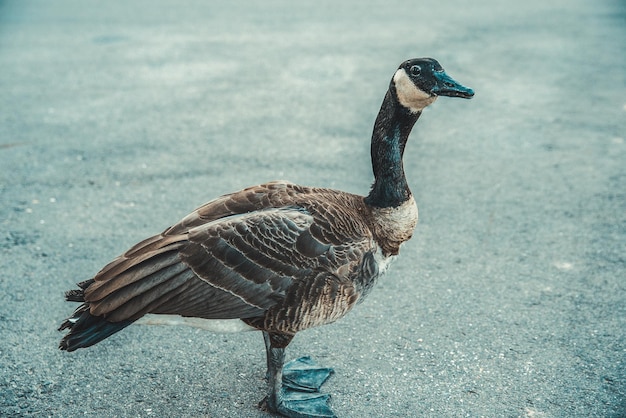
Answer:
[{"xmin": 444, "ymin": 82, "xmax": 454, "ymax": 87}]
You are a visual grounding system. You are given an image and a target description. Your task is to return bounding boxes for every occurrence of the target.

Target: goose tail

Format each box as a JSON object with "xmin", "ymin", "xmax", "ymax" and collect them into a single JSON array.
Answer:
[{"xmin": 58, "ymin": 282, "xmax": 134, "ymax": 352}]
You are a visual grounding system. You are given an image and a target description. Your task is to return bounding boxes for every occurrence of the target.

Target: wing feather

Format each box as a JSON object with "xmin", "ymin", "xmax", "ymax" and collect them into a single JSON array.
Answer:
[
  {"xmin": 89, "ymin": 260, "xmax": 190, "ymax": 317},
  {"xmin": 103, "ymin": 268, "xmax": 197, "ymax": 321},
  {"xmin": 86, "ymin": 245, "xmax": 184, "ymax": 300},
  {"xmin": 60, "ymin": 183, "xmax": 378, "ymax": 350}
]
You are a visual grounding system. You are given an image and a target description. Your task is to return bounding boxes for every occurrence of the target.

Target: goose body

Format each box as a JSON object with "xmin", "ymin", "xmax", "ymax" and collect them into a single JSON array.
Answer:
[{"xmin": 60, "ymin": 58, "xmax": 473, "ymax": 417}]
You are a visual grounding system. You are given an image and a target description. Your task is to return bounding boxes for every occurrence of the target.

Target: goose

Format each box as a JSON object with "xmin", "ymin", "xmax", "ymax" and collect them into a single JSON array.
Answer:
[{"xmin": 59, "ymin": 57, "xmax": 473, "ymax": 417}]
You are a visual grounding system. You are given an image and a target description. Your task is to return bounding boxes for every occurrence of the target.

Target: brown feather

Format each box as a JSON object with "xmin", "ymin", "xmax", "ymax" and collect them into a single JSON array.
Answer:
[
  {"xmin": 103, "ymin": 268, "xmax": 196, "ymax": 321},
  {"xmin": 89, "ymin": 260, "xmax": 189, "ymax": 316},
  {"xmin": 61, "ymin": 182, "xmax": 395, "ymax": 343},
  {"xmin": 86, "ymin": 245, "xmax": 184, "ymax": 300}
]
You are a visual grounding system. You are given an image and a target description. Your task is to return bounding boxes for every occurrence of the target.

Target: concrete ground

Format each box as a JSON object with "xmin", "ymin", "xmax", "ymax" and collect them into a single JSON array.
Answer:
[{"xmin": 1, "ymin": 0, "xmax": 624, "ymax": 416}]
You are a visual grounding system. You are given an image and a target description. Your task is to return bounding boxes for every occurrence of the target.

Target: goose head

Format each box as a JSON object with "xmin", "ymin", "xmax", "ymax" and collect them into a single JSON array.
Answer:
[{"xmin": 392, "ymin": 58, "xmax": 474, "ymax": 113}]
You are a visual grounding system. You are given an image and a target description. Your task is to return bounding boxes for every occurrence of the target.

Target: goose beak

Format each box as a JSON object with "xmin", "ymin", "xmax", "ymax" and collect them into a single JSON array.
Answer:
[{"xmin": 432, "ymin": 71, "xmax": 474, "ymax": 99}]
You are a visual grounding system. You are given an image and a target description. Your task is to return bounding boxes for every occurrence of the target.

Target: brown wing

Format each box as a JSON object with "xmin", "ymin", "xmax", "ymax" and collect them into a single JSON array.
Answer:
[
  {"xmin": 60, "ymin": 182, "xmax": 376, "ymax": 350},
  {"xmin": 82, "ymin": 189, "xmax": 373, "ymax": 322},
  {"xmin": 162, "ymin": 181, "xmax": 303, "ymax": 236}
]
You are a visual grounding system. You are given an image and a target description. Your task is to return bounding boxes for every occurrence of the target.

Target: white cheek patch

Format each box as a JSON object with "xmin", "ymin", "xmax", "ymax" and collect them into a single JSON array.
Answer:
[{"xmin": 393, "ymin": 68, "xmax": 437, "ymax": 113}]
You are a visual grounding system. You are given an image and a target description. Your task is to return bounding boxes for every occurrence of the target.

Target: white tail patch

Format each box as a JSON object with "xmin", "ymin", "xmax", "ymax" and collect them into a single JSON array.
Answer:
[
  {"xmin": 393, "ymin": 68, "xmax": 436, "ymax": 113},
  {"xmin": 136, "ymin": 314, "xmax": 257, "ymax": 333}
]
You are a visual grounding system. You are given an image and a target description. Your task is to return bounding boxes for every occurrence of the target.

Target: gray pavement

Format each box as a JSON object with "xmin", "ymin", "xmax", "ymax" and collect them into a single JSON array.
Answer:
[{"xmin": 1, "ymin": 0, "xmax": 625, "ymax": 416}]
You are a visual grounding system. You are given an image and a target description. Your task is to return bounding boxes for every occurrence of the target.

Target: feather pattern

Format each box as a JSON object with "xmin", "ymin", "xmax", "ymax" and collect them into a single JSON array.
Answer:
[{"xmin": 59, "ymin": 182, "xmax": 399, "ymax": 350}]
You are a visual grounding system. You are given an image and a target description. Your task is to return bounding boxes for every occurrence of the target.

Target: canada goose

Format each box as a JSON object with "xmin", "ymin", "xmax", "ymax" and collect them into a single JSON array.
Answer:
[{"xmin": 59, "ymin": 58, "xmax": 473, "ymax": 417}]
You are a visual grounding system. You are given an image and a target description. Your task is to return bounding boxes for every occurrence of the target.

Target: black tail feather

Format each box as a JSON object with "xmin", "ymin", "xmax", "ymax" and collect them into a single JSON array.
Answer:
[
  {"xmin": 59, "ymin": 302, "xmax": 134, "ymax": 352},
  {"xmin": 77, "ymin": 278, "xmax": 95, "ymax": 289},
  {"xmin": 64, "ymin": 289, "xmax": 85, "ymax": 302}
]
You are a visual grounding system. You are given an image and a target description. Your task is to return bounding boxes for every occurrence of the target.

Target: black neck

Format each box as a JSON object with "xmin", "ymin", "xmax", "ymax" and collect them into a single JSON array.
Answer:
[{"xmin": 365, "ymin": 89, "xmax": 421, "ymax": 208}]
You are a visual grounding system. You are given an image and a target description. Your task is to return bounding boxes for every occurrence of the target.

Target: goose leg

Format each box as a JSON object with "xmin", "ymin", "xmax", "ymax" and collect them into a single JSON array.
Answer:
[
  {"xmin": 260, "ymin": 332, "xmax": 336, "ymax": 418},
  {"xmin": 263, "ymin": 331, "xmax": 274, "ymax": 380}
]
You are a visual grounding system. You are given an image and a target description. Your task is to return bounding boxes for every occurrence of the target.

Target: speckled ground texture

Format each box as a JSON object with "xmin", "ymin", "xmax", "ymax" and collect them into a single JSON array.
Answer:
[{"xmin": 1, "ymin": 0, "xmax": 625, "ymax": 417}]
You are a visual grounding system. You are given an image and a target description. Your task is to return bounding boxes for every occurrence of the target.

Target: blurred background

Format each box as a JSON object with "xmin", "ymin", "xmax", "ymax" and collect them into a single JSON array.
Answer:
[{"xmin": 1, "ymin": 1, "xmax": 624, "ymax": 416}]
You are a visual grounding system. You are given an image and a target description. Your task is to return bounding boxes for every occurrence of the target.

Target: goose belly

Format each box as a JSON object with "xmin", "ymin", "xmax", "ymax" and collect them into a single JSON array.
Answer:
[
  {"xmin": 373, "ymin": 247, "xmax": 398, "ymax": 277},
  {"xmin": 355, "ymin": 247, "xmax": 398, "ymax": 300}
]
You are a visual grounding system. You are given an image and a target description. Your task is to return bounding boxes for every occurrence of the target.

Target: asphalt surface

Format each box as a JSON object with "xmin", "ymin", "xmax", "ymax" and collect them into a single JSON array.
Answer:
[{"xmin": 1, "ymin": 1, "xmax": 625, "ymax": 417}]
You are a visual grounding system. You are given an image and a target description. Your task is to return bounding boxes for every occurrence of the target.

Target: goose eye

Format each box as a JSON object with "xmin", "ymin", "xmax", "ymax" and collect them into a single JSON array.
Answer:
[{"xmin": 409, "ymin": 65, "xmax": 421, "ymax": 76}]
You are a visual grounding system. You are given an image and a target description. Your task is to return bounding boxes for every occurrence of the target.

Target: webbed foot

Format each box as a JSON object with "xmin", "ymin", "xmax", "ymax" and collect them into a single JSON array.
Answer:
[
  {"xmin": 282, "ymin": 356, "xmax": 334, "ymax": 392},
  {"xmin": 260, "ymin": 390, "xmax": 335, "ymax": 418},
  {"xmin": 261, "ymin": 356, "xmax": 336, "ymax": 417}
]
